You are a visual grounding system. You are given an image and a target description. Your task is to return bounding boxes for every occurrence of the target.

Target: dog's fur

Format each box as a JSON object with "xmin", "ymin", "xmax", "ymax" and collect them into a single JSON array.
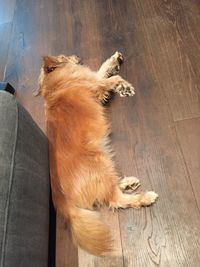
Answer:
[{"xmin": 37, "ymin": 52, "xmax": 158, "ymax": 255}]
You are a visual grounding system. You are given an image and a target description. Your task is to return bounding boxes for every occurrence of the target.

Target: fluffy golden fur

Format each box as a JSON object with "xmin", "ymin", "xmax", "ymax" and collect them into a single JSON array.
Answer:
[{"xmin": 37, "ymin": 52, "xmax": 158, "ymax": 255}]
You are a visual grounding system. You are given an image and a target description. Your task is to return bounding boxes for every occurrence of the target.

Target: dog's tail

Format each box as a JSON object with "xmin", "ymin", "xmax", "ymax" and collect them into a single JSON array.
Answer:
[{"xmin": 68, "ymin": 205, "xmax": 112, "ymax": 255}]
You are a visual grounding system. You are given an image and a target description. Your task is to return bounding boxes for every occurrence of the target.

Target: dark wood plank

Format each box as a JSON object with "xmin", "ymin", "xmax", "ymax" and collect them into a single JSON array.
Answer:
[
  {"xmin": 56, "ymin": 216, "xmax": 78, "ymax": 267},
  {"xmin": 97, "ymin": 0, "xmax": 200, "ymax": 266},
  {"xmin": 4, "ymin": 0, "xmax": 200, "ymax": 266},
  {"xmin": 0, "ymin": 0, "xmax": 15, "ymax": 80},
  {"xmin": 0, "ymin": 23, "xmax": 12, "ymax": 80},
  {"xmin": 4, "ymin": 0, "xmax": 81, "ymax": 129},
  {"xmin": 176, "ymin": 118, "xmax": 200, "ymax": 209},
  {"xmin": 4, "ymin": 0, "xmax": 45, "ymax": 130},
  {"xmin": 0, "ymin": 0, "xmax": 16, "ymax": 25},
  {"xmin": 132, "ymin": 0, "xmax": 200, "ymax": 121}
]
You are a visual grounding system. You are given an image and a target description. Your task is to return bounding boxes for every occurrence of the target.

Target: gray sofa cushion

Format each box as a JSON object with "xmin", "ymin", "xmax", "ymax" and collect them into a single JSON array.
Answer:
[{"xmin": 0, "ymin": 91, "xmax": 49, "ymax": 267}]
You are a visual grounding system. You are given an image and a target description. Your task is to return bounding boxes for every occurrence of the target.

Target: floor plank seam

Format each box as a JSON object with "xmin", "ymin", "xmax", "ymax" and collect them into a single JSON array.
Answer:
[
  {"xmin": 117, "ymin": 211, "xmax": 125, "ymax": 267},
  {"xmin": 174, "ymin": 115, "xmax": 200, "ymax": 123},
  {"xmin": 174, "ymin": 124, "xmax": 200, "ymax": 215}
]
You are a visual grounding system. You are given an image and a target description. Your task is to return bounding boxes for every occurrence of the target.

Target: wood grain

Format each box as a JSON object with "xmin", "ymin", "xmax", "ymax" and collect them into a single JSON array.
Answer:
[
  {"xmin": 0, "ymin": 0, "xmax": 16, "ymax": 25},
  {"xmin": 56, "ymin": 216, "xmax": 78, "ymax": 267},
  {"xmin": 176, "ymin": 118, "xmax": 200, "ymax": 209},
  {"xmin": 0, "ymin": 23, "xmax": 12, "ymax": 80},
  {"xmin": 1, "ymin": 0, "xmax": 200, "ymax": 266},
  {"xmin": 0, "ymin": 0, "xmax": 16, "ymax": 80},
  {"xmin": 133, "ymin": 0, "xmax": 200, "ymax": 122},
  {"xmin": 97, "ymin": 0, "xmax": 200, "ymax": 266},
  {"xmin": 78, "ymin": 209, "xmax": 123, "ymax": 267}
]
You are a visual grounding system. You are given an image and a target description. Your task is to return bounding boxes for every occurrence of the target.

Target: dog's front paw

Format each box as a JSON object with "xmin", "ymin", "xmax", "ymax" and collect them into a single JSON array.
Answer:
[
  {"xmin": 112, "ymin": 51, "xmax": 123, "ymax": 66},
  {"xmin": 101, "ymin": 51, "xmax": 123, "ymax": 78},
  {"xmin": 109, "ymin": 51, "xmax": 123, "ymax": 76},
  {"xmin": 115, "ymin": 80, "xmax": 135, "ymax": 97}
]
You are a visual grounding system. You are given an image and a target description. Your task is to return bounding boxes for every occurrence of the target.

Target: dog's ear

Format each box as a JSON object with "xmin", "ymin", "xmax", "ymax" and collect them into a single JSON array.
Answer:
[{"xmin": 43, "ymin": 55, "xmax": 60, "ymax": 73}]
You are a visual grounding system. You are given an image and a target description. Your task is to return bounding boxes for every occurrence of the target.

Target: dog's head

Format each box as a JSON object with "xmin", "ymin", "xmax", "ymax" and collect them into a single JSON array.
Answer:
[{"xmin": 34, "ymin": 54, "xmax": 81, "ymax": 97}]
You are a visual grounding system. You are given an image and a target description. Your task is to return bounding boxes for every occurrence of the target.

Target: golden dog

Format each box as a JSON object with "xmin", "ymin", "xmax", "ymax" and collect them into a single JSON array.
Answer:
[{"xmin": 36, "ymin": 52, "xmax": 158, "ymax": 255}]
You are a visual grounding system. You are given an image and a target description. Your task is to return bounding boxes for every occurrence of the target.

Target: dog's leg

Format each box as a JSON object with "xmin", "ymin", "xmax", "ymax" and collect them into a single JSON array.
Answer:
[
  {"xmin": 95, "ymin": 53, "xmax": 136, "ymax": 103},
  {"xmin": 95, "ymin": 75, "xmax": 135, "ymax": 103},
  {"xmin": 109, "ymin": 188, "xmax": 158, "ymax": 209},
  {"xmin": 104, "ymin": 75, "xmax": 135, "ymax": 97},
  {"xmin": 119, "ymin": 176, "xmax": 140, "ymax": 193},
  {"xmin": 97, "ymin": 51, "xmax": 123, "ymax": 79}
]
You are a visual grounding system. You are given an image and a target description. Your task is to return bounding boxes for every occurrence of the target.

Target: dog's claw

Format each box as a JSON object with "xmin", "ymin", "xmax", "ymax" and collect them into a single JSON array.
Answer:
[{"xmin": 115, "ymin": 51, "xmax": 123, "ymax": 65}]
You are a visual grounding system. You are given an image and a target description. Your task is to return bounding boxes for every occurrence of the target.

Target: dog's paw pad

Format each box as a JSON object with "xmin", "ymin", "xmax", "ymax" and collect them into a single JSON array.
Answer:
[{"xmin": 115, "ymin": 82, "xmax": 135, "ymax": 97}]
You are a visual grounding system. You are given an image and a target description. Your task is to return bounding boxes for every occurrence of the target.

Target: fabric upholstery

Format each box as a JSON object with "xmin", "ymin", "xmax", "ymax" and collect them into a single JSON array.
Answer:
[{"xmin": 0, "ymin": 91, "xmax": 49, "ymax": 267}]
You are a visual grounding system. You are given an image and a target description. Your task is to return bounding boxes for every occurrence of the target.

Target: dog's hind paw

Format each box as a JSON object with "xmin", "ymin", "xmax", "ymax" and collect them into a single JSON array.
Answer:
[
  {"xmin": 141, "ymin": 191, "xmax": 158, "ymax": 206},
  {"xmin": 119, "ymin": 176, "xmax": 140, "ymax": 193}
]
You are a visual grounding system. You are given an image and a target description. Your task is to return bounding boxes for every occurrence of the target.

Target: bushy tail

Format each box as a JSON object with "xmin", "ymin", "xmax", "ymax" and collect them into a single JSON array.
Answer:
[{"xmin": 68, "ymin": 206, "xmax": 112, "ymax": 255}]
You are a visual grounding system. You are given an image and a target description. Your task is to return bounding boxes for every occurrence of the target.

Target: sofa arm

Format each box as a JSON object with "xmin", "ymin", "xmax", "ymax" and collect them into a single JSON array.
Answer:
[{"xmin": 0, "ymin": 91, "xmax": 50, "ymax": 267}]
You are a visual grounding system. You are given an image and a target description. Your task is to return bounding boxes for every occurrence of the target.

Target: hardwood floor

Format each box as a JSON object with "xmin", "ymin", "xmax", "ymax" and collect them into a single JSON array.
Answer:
[{"xmin": 1, "ymin": 0, "xmax": 200, "ymax": 266}]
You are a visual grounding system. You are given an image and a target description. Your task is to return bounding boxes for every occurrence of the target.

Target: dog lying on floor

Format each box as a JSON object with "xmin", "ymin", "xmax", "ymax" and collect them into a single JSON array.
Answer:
[{"xmin": 36, "ymin": 52, "xmax": 158, "ymax": 255}]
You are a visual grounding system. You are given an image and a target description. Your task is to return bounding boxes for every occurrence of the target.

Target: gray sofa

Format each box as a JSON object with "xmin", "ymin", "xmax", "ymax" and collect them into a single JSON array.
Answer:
[{"xmin": 0, "ymin": 91, "xmax": 51, "ymax": 267}]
